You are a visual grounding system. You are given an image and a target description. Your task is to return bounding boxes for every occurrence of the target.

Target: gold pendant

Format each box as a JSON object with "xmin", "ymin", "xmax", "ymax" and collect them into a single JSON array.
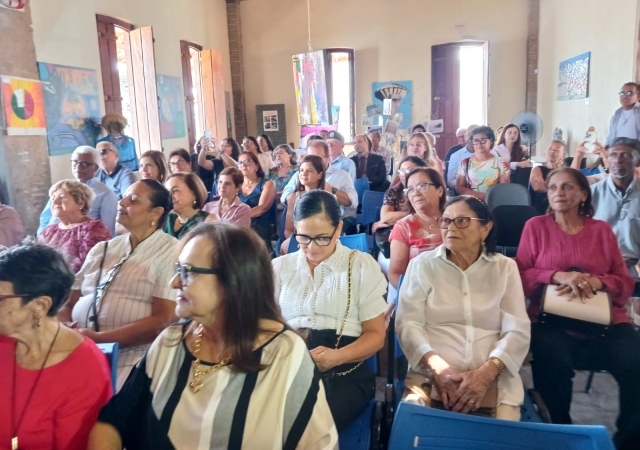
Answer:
[
  {"xmin": 12, "ymin": 437, "xmax": 18, "ymax": 450},
  {"xmin": 190, "ymin": 377, "xmax": 203, "ymax": 394}
]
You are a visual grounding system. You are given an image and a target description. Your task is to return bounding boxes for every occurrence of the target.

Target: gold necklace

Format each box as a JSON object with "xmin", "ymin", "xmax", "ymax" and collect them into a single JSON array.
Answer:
[{"xmin": 189, "ymin": 323, "xmax": 230, "ymax": 394}]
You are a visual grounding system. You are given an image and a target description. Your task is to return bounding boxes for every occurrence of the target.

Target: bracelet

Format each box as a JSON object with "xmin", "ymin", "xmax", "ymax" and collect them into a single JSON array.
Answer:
[{"xmin": 488, "ymin": 357, "xmax": 506, "ymax": 376}]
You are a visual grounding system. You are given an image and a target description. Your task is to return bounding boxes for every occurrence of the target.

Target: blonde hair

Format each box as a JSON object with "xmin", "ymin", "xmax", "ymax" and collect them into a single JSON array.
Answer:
[
  {"xmin": 408, "ymin": 132, "xmax": 440, "ymax": 171},
  {"xmin": 49, "ymin": 179, "xmax": 95, "ymax": 215}
]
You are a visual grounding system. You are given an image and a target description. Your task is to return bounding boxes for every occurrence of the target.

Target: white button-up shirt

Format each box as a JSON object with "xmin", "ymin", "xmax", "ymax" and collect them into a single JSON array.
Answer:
[
  {"xmin": 396, "ymin": 245, "xmax": 531, "ymax": 406},
  {"xmin": 273, "ymin": 241, "xmax": 388, "ymax": 337}
]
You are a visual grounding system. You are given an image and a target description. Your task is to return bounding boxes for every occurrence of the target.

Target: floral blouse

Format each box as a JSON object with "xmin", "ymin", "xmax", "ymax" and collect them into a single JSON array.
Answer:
[
  {"xmin": 267, "ymin": 165, "xmax": 298, "ymax": 193},
  {"xmin": 457, "ymin": 155, "xmax": 510, "ymax": 193},
  {"xmin": 383, "ymin": 184, "xmax": 406, "ymax": 211},
  {"xmin": 389, "ymin": 214, "xmax": 442, "ymax": 260}
]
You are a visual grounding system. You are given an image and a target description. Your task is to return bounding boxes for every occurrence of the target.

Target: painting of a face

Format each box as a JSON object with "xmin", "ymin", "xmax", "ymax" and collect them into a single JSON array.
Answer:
[{"xmin": 0, "ymin": 0, "xmax": 26, "ymax": 11}]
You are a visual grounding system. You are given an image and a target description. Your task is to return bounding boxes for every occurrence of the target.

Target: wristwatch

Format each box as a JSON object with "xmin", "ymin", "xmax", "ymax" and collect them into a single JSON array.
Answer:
[
  {"xmin": 488, "ymin": 357, "xmax": 506, "ymax": 376},
  {"xmin": 331, "ymin": 187, "xmax": 338, "ymax": 195}
]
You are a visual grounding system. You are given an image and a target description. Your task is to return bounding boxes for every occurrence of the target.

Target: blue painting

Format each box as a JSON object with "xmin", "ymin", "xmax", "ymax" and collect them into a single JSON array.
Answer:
[
  {"xmin": 557, "ymin": 52, "xmax": 590, "ymax": 101},
  {"xmin": 372, "ymin": 80, "xmax": 412, "ymax": 129},
  {"xmin": 157, "ymin": 75, "xmax": 186, "ymax": 139}
]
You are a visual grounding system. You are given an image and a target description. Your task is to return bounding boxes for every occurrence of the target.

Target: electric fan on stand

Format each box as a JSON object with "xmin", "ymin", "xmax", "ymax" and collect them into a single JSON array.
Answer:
[{"xmin": 512, "ymin": 110, "xmax": 544, "ymax": 150}]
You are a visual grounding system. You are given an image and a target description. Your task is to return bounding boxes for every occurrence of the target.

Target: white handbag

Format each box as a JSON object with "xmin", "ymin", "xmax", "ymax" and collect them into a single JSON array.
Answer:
[{"xmin": 540, "ymin": 284, "xmax": 611, "ymax": 333}]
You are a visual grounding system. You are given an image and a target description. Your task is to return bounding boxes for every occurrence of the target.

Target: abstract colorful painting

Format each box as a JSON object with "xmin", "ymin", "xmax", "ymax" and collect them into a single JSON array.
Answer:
[
  {"xmin": 557, "ymin": 52, "xmax": 590, "ymax": 101},
  {"xmin": 292, "ymin": 50, "xmax": 331, "ymax": 125},
  {"xmin": 38, "ymin": 62, "xmax": 101, "ymax": 156},
  {"xmin": 372, "ymin": 81, "xmax": 412, "ymax": 129},
  {"xmin": 157, "ymin": 75, "xmax": 186, "ymax": 139},
  {"xmin": 1, "ymin": 76, "xmax": 47, "ymax": 135}
]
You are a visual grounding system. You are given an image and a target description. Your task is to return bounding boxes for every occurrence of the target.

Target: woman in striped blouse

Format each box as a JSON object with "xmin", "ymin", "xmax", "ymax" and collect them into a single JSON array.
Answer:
[{"xmin": 88, "ymin": 222, "xmax": 337, "ymax": 449}]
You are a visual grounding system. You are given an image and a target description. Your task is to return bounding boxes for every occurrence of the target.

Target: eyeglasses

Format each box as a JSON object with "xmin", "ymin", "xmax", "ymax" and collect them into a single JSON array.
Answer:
[
  {"xmin": 403, "ymin": 182, "xmax": 435, "ymax": 196},
  {"xmin": 293, "ymin": 227, "xmax": 338, "ymax": 246},
  {"xmin": 175, "ymin": 263, "xmax": 220, "ymax": 286},
  {"xmin": 619, "ymin": 90, "xmax": 636, "ymax": 97},
  {"xmin": 98, "ymin": 149, "xmax": 113, "ymax": 156},
  {"xmin": 608, "ymin": 151, "xmax": 636, "ymax": 161},
  {"xmin": 0, "ymin": 294, "xmax": 29, "ymax": 301},
  {"xmin": 71, "ymin": 160, "xmax": 96, "ymax": 169},
  {"xmin": 472, "ymin": 138, "xmax": 489, "ymax": 145},
  {"xmin": 397, "ymin": 168, "xmax": 415, "ymax": 175},
  {"xmin": 436, "ymin": 216, "xmax": 486, "ymax": 229},
  {"xmin": 238, "ymin": 159, "xmax": 253, "ymax": 166},
  {"xmin": 169, "ymin": 160, "xmax": 188, "ymax": 167}
]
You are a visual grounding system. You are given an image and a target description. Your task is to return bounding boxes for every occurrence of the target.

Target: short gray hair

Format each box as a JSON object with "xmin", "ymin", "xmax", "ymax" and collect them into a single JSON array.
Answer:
[
  {"xmin": 456, "ymin": 127, "xmax": 466, "ymax": 134},
  {"xmin": 72, "ymin": 146, "xmax": 100, "ymax": 165},
  {"xmin": 610, "ymin": 137, "xmax": 640, "ymax": 156},
  {"xmin": 96, "ymin": 141, "xmax": 118, "ymax": 154}
]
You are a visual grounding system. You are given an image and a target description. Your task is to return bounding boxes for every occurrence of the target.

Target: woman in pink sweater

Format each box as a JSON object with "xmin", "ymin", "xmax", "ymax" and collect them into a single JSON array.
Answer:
[{"xmin": 516, "ymin": 167, "xmax": 639, "ymax": 446}]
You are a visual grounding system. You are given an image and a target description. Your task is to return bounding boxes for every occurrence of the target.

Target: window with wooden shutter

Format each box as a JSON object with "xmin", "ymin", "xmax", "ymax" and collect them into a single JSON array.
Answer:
[
  {"xmin": 180, "ymin": 41, "xmax": 204, "ymax": 150},
  {"xmin": 201, "ymin": 49, "xmax": 227, "ymax": 142}
]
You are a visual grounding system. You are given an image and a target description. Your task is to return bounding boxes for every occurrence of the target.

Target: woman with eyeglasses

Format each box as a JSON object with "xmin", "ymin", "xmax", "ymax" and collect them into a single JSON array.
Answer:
[
  {"xmin": 388, "ymin": 168, "xmax": 445, "ymax": 290},
  {"xmin": 397, "ymin": 195, "xmax": 530, "ymax": 420},
  {"xmin": 456, "ymin": 126, "xmax": 511, "ymax": 200},
  {"xmin": 87, "ymin": 222, "xmax": 338, "ymax": 449},
  {"xmin": 237, "ymin": 151, "xmax": 277, "ymax": 254},
  {"xmin": 0, "ymin": 243, "xmax": 112, "ymax": 450},
  {"xmin": 243, "ymin": 135, "xmax": 275, "ymax": 174},
  {"xmin": 168, "ymin": 148, "xmax": 193, "ymax": 174},
  {"xmin": 272, "ymin": 190, "xmax": 388, "ymax": 430},
  {"xmin": 279, "ymin": 155, "xmax": 326, "ymax": 255},
  {"xmin": 57, "ymin": 180, "xmax": 179, "ymax": 390},
  {"xmin": 492, "ymin": 123, "xmax": 531, "ymax": 171},
  {"xmin": 267, "ymin": 144, "xmax": 298, "ymax": 197}
]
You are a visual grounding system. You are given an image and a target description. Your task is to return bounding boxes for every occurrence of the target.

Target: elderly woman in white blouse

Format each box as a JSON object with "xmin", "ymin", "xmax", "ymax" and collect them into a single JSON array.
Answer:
[
  {"xmin": 272, "ymin": 189, "xmax": 388, "ymax": 430},
  {"xmin": 396, "ymin": 195, "xmax": 530, "ymax": 420}
]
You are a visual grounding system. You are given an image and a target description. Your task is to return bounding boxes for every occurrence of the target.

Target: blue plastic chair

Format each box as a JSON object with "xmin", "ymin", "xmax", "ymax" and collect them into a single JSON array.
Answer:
[
  {"xmin": 97, "ymin": 342, "xmax": 119, "ymax": 393},
  {"xmin": 355, "ymin": 177, "xmax": 369, "ymax": 206},
  {"xmin": 275, "ymin": 205, "xmax": 287, "ymax": 257},
  {"xmin": 361, "ymin": 190, "xmax": 385, "ymax": 227},
  {"xmin": 388, "ymin": 402, "xmax": 615, "ymax": 450},
  {"xmin": 339, "ymin": 399, "xmax": 377, "ymax": 450},
  {"xmin": 339, "ymin": 234, "xmax": 369, "ymax": 252}
]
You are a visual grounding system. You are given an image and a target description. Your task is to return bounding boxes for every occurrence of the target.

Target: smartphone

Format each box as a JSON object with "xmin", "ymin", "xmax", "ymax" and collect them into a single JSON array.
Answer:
[{"xmin": 204, "ymin": 131, "xmax": 211, "ymax": 139}]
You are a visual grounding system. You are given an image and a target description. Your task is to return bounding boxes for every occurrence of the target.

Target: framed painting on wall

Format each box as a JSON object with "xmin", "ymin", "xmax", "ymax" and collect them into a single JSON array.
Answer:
[
  {"xmin": 157, "ymin": 75, "xmax": 186, "ymax": 139},
  {"xmin": 557, "ymin": 52, "xmax": 590, "ymax": 101},
  {"xmin": 1, "ymin": 76, "xmax": 47, "ymax": 135},
  {"xmin": 291, "ymin": 50, "xmax": 331, "ymax": 125},
  {"xmin": 256, "ymin": 104, "xmax": 286, "ymax": 146}
]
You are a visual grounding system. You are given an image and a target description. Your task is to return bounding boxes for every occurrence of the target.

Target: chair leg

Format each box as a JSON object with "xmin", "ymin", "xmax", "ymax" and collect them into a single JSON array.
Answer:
[
  {"xmin": 529, "ymin": 389, "xmax": 552, "ymax": 423},
  {"xmin": 584, "ymin": 370, "xmax": 596, "ymax": 393}
]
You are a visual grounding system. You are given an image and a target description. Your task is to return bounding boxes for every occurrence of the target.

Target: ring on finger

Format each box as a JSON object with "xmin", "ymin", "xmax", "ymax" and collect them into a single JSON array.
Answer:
[{"xmin": 469, "ymin": 399, "xmax": 476, "ymax": 404}]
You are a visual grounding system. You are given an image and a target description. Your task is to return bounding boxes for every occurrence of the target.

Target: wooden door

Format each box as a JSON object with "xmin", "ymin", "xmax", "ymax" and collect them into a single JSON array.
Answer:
[
  {"xmin": 96, "ymin": 17, "xmax": 123, "ymax": 115},
  {"xmin": 431, "ymin": 44, "xmax": 460, "ymax": 160}
]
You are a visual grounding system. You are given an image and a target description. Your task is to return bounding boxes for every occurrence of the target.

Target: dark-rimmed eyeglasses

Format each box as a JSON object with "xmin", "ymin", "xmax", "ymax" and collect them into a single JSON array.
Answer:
[
  {"xmin": 472, "ymin": 138, "xmax": 489, "ymax": 145},
  {"xmin": 403, "ymin": 182, "xmax": 435, "ymax": 196},
  {"xmin": 175, "ymin": 263, "xmax": 220, "ymax": 286},
  {"xmin": 98, "ymin": 149, "xmax": 114, "ymax": 156},
  {"xmin": 619, "ymin": 90, "xmax": 636, "ymax": 97},
  {"xmin": 293, "ymin": 227, "xmax": 338, "ymax": 246},
  {"xmin": 169, "ymin": 160, "xmax": 189, "ymax": 167},
  {"xmin": 237, "ymin": 159, "xmax": 253, "ymax": 167},
  {"xmin": 71, "ymin": 160, "xmax": 96, "ymax": 169},
  {"xmin": 436, "ymin": 216, "xmax": 486, "ymax": 229},
  {"xmin": 0, "ymin": 294, "xmax": 29, "ymax": 301}
]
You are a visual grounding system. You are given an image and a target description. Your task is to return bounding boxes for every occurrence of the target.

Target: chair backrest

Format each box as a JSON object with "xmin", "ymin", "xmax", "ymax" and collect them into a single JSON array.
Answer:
[
  {"xmin": 97, "ymin": 342, "xmax": 119, "ymax": 393},
  {"xmin": 395, "ymin": 275, "xmax": 405, "ymax": 358},
  {"xmin": 485, "ymin": 183, "xmax": 531, "ymax": 210},
  {"xmin": 361, "ymin": 191, "xmax": 385, "ymax": 226},
  {"xmin": 388, "ymin": 402, "xmax": 615, "ymax": 450},
  {"xmin": 339, "ymin": 234, "xmax": 368, "ymax": 252},
  {"xmin": 287, "ymin": 236, "xmax": 300, "ymax": 253},
  {"xmin": 355, "ymin": 177, "xmax": 369, "ymax": 205},
  {"xmin": 492, "ymin": 205, "xmax": 538, "ymax": 249},
  {"xmin": 278, "ymin": 205, "xmax": 287, "ymax": 242},
  {"xmin": 510, "ymin": 166, "xmax": 533, "ymax": 188}
]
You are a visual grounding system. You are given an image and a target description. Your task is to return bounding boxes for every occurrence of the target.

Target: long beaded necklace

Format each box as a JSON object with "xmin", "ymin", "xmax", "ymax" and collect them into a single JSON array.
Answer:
[
  {"xmin": 189, "ymin": 323, "xmax": 231, "ymax": 394},
  {"xmin": 11, "ymin": 322, "xmax": 61, "ymax": 450}
]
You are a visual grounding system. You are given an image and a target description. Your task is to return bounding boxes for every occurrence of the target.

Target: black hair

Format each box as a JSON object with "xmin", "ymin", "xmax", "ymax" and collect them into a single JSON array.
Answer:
[
  {"xmin": 399, "ymin": 155, "xmax": 428, "ymax": 168},
  {"xmin": 169, "ymin": 148, "xmax": 191, "ymax": 164},
  {"xmin": 223, "ymin": 137, "xmax": 241, "ymax": 161},
  {"xmin": 610, "ymin": 137, "xmax": 640, "ymax": 156},
  {"xmin": 306, "ymin": 134, "xmax": 324, "ymax": 142},
  {"xmin": 545, "ymin": 167, "xmax": 595, "ymax": 217},
  {"xmin": 0, "ymin": 243, "xmax": 74, "ymax": 316},
  {"xmin": 412, "ymin": 124, "xmax": 426, "ymax": 133},
  {"xmin": 259, "ymin": 134, "xmax": 275, "ymax": 152},
  {"xmin": 470, "ymin": 125, "xmax": 496, "ymax": 143},
  {"xmin": 243, "ymin": 136, "xmax": 263, "ymax": 154},
  {"xmin": 138, "ymin": 179, "xmax": 173, "ymax": 229},
  {"xmin": 623, "ymin": 82, "xmax": 639, "ymax": 92},
  {"xmin": 293, "ymin": 189, "xmax": 340, "ymax": 227},
  {"xmin": 442, "ymin": 195, "xmax": 497, "ymax": 254},
  {"xmin": 239, "ymin": 151, "xmax": 266, "ymax": 178}
]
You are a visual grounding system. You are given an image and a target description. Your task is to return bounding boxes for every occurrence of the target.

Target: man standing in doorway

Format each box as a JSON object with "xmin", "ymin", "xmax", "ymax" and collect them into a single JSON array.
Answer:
[
  {"xmin": 606, "ymin": 83, "xmax": 640, "ymax": 147},
  {"xmin": 327, "ymin": 131, "xmax": 357, "ymax": 182}
]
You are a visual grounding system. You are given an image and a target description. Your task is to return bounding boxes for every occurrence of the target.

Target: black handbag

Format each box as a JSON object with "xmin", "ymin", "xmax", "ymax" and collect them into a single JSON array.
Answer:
[{"xmin": 374, "ymin": 227, "xmax": 392, "ymax": 259}]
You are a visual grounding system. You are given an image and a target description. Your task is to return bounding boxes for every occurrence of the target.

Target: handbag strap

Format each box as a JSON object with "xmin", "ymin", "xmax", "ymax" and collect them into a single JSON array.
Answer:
[{"xmin": 91, "ymin": 241, "xmax": 109, "ymax": 332}]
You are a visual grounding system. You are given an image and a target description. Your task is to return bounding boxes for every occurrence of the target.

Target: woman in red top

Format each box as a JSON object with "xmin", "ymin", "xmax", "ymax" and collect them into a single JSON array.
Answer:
[
  {"xmin": 0, "ymin": 243, "xmax": 112, "ymax": 449},
  {"xmin": 516, "ymin": 167, "xmax": 640, "ymax": 446}
]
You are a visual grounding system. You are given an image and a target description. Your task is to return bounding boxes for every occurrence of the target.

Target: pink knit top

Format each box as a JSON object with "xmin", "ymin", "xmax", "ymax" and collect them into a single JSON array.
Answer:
[{"xmin": 515, "ymin": 215, "xmax": 634, "ymax": 324}]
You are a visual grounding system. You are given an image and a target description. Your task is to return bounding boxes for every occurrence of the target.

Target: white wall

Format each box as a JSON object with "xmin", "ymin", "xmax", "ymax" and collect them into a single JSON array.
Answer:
[
  {"xmin": 31, "ymin": 0, "xmax": 233, "ymax": 183},
  {"xmin": 239, "ymin": 0, "xmax": 529, "ymax": 145},
  {"xmin": 537, "ymin": 0, "xmax": 640, "ymax": 154}
]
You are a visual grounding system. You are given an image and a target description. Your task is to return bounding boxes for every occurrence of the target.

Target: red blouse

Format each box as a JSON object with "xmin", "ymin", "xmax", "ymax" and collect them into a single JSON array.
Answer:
[
  {"xmin": 515, "ymin": 215, "xmax": 635, "ymax": 324},
  {"xmin": 0, "ymin": 335, "xmax": 113, "ymax": 449}
]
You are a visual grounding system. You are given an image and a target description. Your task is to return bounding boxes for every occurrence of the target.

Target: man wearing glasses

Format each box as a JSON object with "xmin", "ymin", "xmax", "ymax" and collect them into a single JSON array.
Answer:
[
  {"xmin": 446, "ymin": 124, "xmax": 478, "ymax": 193},
  {"xmin": 606, "ymin": 83, "xmax": 640, "ymax": 147},
  {"xmin": 37, "ymin": 146, "xmax": 118, "ymax": 235},
  {"xmin": 96, "ymin": 141, "xmax": 137, "ymax": 200}
]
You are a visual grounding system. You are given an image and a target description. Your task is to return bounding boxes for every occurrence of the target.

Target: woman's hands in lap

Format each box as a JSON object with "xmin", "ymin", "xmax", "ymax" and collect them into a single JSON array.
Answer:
[
  {"xmin": 310, "ymin": 346, "xmax": 343, "ymax": 372},
  {"xmin": 552, "ymin": 271, "xmax": 603, "ymax": 301},
  {"xmin": 424, "ymin": 353, "xmax": 460, "ymax": 409},
  {"xmin": 448, "ymin": 364, "xmax": 497, "ymax": 414}
]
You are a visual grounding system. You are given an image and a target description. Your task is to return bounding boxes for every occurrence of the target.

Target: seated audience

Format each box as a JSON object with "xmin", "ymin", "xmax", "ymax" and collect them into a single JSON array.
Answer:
[
  {"xmin": 368, "ymin": 130, "xmax": 392, "ymax": 174},
  {"xmin": 529, "ymin": 140, "xmax": 566, "ymax": 214},
  {"xmin": 39, "ymin": 180, "xmax": 111, "ymax": 272},
  {"xmin": 267, "ymin": 144, "xmax": 298, "ymax": 195},
  {"xmin": 388, "ymin": 168, "xmax": 445, "ymax": 289},
  {"xmin": 0, "ymin": 201, "xmax": 25, "ymax": 248},
  {"xmin": 412, "ymin": 124, "xmax": 427, "ymax": 133},
  {"xmin": 350, "ymin": 133, "xmax": 389, "ymax": 192},
  {"xmin": 444, "ymin": 127, "xmax": 467, "ymax": 166},
  {"xmin": 58, "ymin": 180, "xmax": 178, "ymax": 389},
  {"xmin": 202, "ymin": 167, "xmax": 252, "ymax": 228},
  {"xmin": 139, "ymin": 150, "xmax": 169, "ymax": 183},
  {"xmin": 327, "ymin": 131, "xmax": 357, "ymax": 181},
  {"xmin": 374, "ymin": 156, "xmax": 428, "ymax": 232},
  {"xmin": 281, "ymin": 139, "xmax": 359, "ymax": 231},
  {"xmin": 195, "ymin": 135, "xmax": 239, "ymax": 193},
  {"xmin": 447, "ymin": 124, "xmax": 478, "ymax": 191},
  {"xmin": 238, "ymin": 151, "xmax": 277, "ymax": 253},
  {"xmin": 397, "ymin": 196, "xmax": 530, "ymax": 420},
  {"xmin": 571, "ymin": 141, "xmax": 610, "ymax": 182},
  {"xmin": 516, "ymin": 168, "xmax": 639, "ymax": 445},
  {"xmin": 88, "ymin": 222, "xmax": 337, "ymax": 449},
  {"xmin": 96, "ymin": 141, "xmax": 138, "ymax": 200},
  {"xmin": 258, "ymin": 133, "xmax": 275, "ymax": 156},
  {"xmin": 403, "ymin": 132, "xmax": 443, "ymax": 176},
  {"xmin": 491, "ymin": 123, "xmax": 531, "ymax": 171},
  {"xmin": 164, "ymin": 173, "xmax": 218, "ymax": 239},
  {"xmin": 280, "ymin": 155, "xmax": 326, "ymax": 253},
  {"xmin": 168, "ymin": 148, "xmax": 193, "ymax": 174},
  {"xmin": 243, "ymin": 135, "xmax": 275, "ymax": 174},
  {"xmin": 273, "ymin": 190, "xmax": 387, "ymax": 430},
  {"xmin": 456, "ymin": 126, "xmax": 510, "ymax": 200},
  {"xmin": 98, "ymin": 113, "xmax": 138, "ymax": 171},
  {"xmin": 38, "ymin": 146, "xmax": 118, "ymax": 236},
  {"xmin": 0, "ymin": 243, "xmax": 112, "ymax": 449}
]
